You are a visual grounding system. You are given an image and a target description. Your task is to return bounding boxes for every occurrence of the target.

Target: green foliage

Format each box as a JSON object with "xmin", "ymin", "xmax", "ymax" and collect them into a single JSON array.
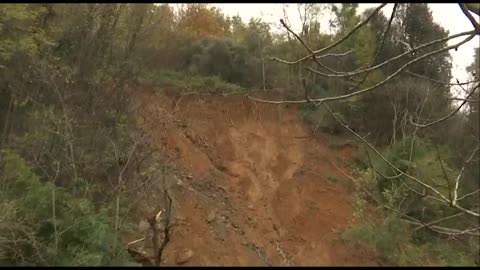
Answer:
[
  {"xmin": 345, "ymin": 215, "xmax": 424, "ymax": 266},
  {"xmin": 0, "ymin": 150, "xmax": 138, "ymax": 266},
  {"xmin": 0, "ymin": 4, "xmax": 50, "ymax": 62},
  {"xmin": 367, "ymin": 136, "xmax": 459, "ymax": 212},
  {"xmin": 346, "ymin": 210, "xmax": 479, "ymax": 266},
  {"xmin": 142, "ymin": 70, "xmax": 245, "ymax": 95},
  {"xmin": 349, "ymin": 136, "xmax": 479, "ymax": 266},
  {"xmin": 179, "ymin": 36, "xmax": 253, "ymax": 87}
]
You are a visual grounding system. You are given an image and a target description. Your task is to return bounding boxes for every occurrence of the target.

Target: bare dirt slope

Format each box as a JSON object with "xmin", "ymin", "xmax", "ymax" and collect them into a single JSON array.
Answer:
[{"xmin": 130, "ymin": 88, "xmax": 378, "ymax": 266}]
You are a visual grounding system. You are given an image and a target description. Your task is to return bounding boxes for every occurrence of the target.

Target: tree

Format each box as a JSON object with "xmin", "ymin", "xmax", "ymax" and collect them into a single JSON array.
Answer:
[
  {"xmin": 249, "ymin": 3, "xmax": 480, "ymax": 240},
  {"xmin": 177, "ymin": 4, "xmax": 226, "ymax": 40}
]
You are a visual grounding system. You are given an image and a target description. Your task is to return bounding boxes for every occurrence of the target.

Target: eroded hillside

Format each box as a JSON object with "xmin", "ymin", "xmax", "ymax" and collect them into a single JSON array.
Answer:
[{"xmin": 126, "ymin": 89, "xmax": 378, "ymax": 266}]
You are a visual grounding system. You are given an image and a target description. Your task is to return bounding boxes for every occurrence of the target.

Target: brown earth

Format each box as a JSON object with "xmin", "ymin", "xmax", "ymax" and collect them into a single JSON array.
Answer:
[{"xmin": 128, "ymin": 89, "xmax": 378, "ymax": 266}]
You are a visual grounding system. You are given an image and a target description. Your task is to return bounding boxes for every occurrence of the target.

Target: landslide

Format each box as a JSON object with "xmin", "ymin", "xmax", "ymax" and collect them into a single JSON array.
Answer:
[{"xmin": 126, "ymin": 88, "xmax": 378, "ymax": 266}]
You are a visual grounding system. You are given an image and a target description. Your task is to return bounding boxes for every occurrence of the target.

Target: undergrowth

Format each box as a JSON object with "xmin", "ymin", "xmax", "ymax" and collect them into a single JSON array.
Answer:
[{"xmin": 140, "ymin": 70, "xmax": 246, "ymax": 95}]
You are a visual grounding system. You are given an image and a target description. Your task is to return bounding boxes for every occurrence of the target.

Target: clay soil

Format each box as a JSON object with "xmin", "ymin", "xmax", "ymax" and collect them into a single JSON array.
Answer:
[{"xmin": 128, "ymin": 89, "xmax": 378, "ymax": 266}]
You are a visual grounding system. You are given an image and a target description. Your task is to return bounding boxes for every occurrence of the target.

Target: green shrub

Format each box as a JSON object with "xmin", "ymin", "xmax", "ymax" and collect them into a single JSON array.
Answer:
[
  {"xmin": 298, "ymin": 83, "xmax": 361, "ymax": 135},
  {"xmin": 142, "ymin": 70, "xmax": 245, "ymax": 95},
  {"xmin": 345, "ymin": 215, "xmax": 424, "ymax": 266},
  {"xmin": 348, "ymin": 138, "xmax": 479, "ymax": 266},
  {"xmin": 0, "ymin": 150, "xmax": 138, "ymax": 266}
]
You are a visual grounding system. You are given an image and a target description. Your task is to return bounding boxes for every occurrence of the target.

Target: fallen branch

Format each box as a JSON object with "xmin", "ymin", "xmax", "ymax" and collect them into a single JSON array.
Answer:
[{"xmin": 127, "ymin": 237, "xmax": 146, "ymax": 246}]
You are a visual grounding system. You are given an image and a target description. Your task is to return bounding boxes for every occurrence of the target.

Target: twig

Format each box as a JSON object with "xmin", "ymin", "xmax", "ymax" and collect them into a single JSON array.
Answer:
[
  {"xmin": 435, "ymin": 144, "xmax": 453, "ymax": 203},
  {"xmin": 248, "ymin": 33, "xmax": 476, "ymax": 105},
  {"xmin": 413, "ymin": 212, "xmax": 464, "ymax": 231},
  {"xmin": 453, "ymin": 145, "xmax": 479, "ymax": 206},
  {"xmin": 457, "ymin": 189, "xmax": 480, "ymax": 202},
  {"xmin": 126, "ymin": 237, "xmax": 146, "ymax": 246},
  {"xmin": 157, "ymin": 190, "xmax": 172, "ymax": 265},
  {"xmin": 273, "ymin": 4, "xmax": 387, "ymax": 65},
  {"xmin": 324, "ymin": 103, "xmax": 479, "ymax": 217},
  {"xmin": 410, "ymin": 85, "xmax": 479, "ymax": 128},
  {"xmin": 307, "ymin": 30, "xmax": 475, "ymax": 78},
  {"xmin": 343, "ymin": 3, "xmax": 398, "ymax": 93},
  {"xmin": 406, "ymin": 71, "xmax": 480, "ymax": 86}
]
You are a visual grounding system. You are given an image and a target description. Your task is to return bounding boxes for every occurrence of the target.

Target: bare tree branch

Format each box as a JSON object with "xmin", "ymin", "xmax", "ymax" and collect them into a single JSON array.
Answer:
[
  {"xmin": 435, "ymin": 144, "xmax": 453, "ymax": 203},
  {"xmin": 458, "ymin": 189, "xmax": 480, "ymax": 202},
  {"xmin": 269, "ymin": 50, "xmax": 353, "ymax": 64},
  {"xmin": 248, "ymin": 33, "xmax": 476, "ymax": 105},
  {"xmin": 407, "ymin": 70, "xmax": 480, "ymax": 86},
  {"xmin": 449, "ymin": 97, "xmax": 480, "ymax": 102},
  {"xmin": 459, "ymin": 3, "xmax": 480, "ymax": 33},
  {"xmin": 410, "ymin": 84, "xmax": 479, "ymax": 128},
  {"xmin": 278, "ymin": 18, "xmax": 352, "ymax": 76},
  {"xmin": 276, "ymin": 4, "xmax": 387, "ymax": 65},
  {"xmin": 324, "ymin": 103, "xmax": 480, "ymax": 217},
  {"xmin": 308, "ymin": 30, "xmax": 475, "ymax": 78},
  {"xmin": 413, "ymin": 212, "xmax": 464, "ymax": 231},
  {"xmin": 344, "ymin": 4, "xmax": 398, "ymax": 93},
  {"xmin": 453, "ymin": 145, "xmax": 480, "ymax": 206}
]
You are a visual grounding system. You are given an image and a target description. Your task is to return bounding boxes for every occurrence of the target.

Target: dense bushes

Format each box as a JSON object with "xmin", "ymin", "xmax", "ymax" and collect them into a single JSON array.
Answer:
[
  {"xmin": 344, "ymin": 136, "xmax": 479, "ymax": 266},
  {"xmin": 0, "ymin": 150, "xmax": 138, "ymax": 266}
]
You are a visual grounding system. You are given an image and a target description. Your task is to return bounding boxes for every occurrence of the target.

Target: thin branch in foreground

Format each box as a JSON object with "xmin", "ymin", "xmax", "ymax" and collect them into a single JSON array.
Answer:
[
  {"xmin": 410, "ymin": 84, "xmax": 479, "ymax": 128},
  {"xmin": 308, "ymin": 30, "xmax": 475, "ymax": 79},
  {"xmin": 413, "ymin": 212, "xmax": 464, "ymax": 231},
  {"xmin": 346, "ymin": 3, "xmax": 398, "ymax": 93},
  {"xmin": 458, "ymin": 189, "xmax": 480, "ymax": 202},
  {"xmin": 268, "ymin": 50, "xmax": 353, "ymax": 65},
  {"xmin": 248, "ymin": 33, "xmax": 476, "ymax": 106},
  {"xmin": 435, "ymin": 144, "xmax": 453, "ymax": 203},
  {"xmin": 275, "ymin": 4, "xmax": 387, "ymax": 65},
  {"xmin": 324, "ymin": 103, "xmax": 480, "ymax": 217},
  {"xmin": 453, "ymin": 145, "xmax": 480, "ymax": 206},
  {"xmin": 407, "ymin": 71, "xmax": 480, "ymax": 86},
  {"xmin": 277, "ymin": 18, "xmax": 357, "ymax": 78},
  {"xmin": 448, "ymin": 97, "xmax": 480, "ymax": 102}
]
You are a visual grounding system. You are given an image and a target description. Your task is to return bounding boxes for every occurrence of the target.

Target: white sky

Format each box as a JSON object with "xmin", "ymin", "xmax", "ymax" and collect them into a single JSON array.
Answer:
[{"xmin": 212, "ymin": 3, "xmax": 480, "ymax": 84}]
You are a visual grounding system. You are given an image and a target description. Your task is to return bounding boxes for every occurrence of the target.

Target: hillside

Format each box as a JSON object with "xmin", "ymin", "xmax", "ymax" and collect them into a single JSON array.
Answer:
[{"xmin": 123, "ymin": 89, "xmax": 377, "ymax": 266}]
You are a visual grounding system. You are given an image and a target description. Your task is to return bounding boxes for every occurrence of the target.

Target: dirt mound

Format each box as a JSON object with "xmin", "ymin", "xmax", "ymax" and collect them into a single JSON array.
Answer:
[{"xmin": 130, "ymin": 89, "xmax": 378, "ymax": 266}]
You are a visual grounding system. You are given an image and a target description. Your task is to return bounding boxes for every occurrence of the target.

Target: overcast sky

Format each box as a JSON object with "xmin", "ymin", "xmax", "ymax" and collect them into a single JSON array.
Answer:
[{"xmin": 212, "ymin": 3, "xmax": 480, "ymax": 84}]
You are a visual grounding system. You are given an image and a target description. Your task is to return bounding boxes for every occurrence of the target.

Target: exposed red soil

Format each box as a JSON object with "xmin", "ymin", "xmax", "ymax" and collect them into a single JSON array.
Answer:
[{"xmin": 129, "ymin": 89, "xmax": 378, "ymax": 266}]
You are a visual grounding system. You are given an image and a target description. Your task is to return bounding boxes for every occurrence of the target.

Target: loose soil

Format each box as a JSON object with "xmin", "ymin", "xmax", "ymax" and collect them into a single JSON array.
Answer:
[{"xmin": 127, "ymin": 89, "xmax": 378, "ymax": 266}]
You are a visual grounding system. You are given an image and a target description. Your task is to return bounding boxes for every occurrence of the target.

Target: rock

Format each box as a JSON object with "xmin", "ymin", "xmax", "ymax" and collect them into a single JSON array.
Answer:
[
  {"xmin": 207, "ymin": 210, "xmax": 216, "ymax": 223},
  {"xmin": 175, "ymin": 248, "xmax": 194, "ymax": 265},
  {"xmin": 247, "ymin": 204, "xmax": 255, "ymax": 210},
  {"xmin": 138, "ymin": 220, "xmax": 150, "ymax": 233},
  {"xmin": 138, "ymin": 116, "xmax": 145, "ymax": 125}
]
